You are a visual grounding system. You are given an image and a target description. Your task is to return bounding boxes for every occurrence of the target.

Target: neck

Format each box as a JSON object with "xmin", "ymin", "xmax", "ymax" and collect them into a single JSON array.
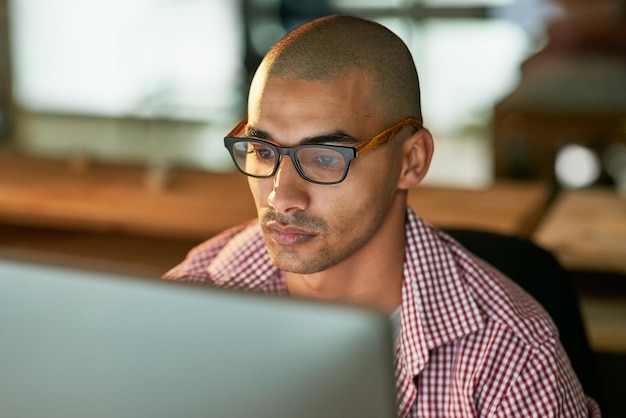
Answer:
[{"xmin": 285, "ymin": 195, "xmax": 407, "ymax": 315}]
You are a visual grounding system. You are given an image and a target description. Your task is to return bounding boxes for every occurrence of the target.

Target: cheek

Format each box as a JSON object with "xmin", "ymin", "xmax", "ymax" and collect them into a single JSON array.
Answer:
[
  {"xmin": 326, "ymin": 159, "xmax": 399, "ymax": 222},
  {"xmin": 345, "ymin": 155, "xmax": 401, "ymax": 198},
  {"xmin": 320, "ymin": 185, "xmax": 391, "ymax": 255},
  {"xmin": 321, "ymin": 183, "xmax": 379, "ymax": 226},
  {"xmin": 247, "ymin": 178, "xmax": 269, "ymax": 210}
]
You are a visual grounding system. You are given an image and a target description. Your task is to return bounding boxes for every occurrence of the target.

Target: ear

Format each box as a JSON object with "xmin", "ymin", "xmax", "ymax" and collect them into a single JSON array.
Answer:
[{"xmin": 397, "ymin": 128, "xmax": 434, "ymax": 190}]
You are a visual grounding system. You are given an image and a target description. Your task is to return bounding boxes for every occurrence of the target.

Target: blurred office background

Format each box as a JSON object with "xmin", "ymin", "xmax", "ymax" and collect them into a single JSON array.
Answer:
[
  {"xmin": 2, "ymin": 0, "xmax": 624, "ymax": 188},
  {"xmin": 0, "ymin": 0, "xmax": 625, "ymax": 416},
  {"xmin": 2, "ymin": 0, "xmax": 625, "ymax": 188},
  {"xmin": 0, "ymin": 0, "xmax": 593, "ymax": 186}
]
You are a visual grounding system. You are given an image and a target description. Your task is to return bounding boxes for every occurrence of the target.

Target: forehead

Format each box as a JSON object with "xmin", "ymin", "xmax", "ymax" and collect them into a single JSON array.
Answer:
[{"xmin": 247, "ymin": 72, "xmax": 384, "ymax": 143}]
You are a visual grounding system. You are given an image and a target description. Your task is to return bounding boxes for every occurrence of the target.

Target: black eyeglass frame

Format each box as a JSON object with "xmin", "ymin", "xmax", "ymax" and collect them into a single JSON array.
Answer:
[
  {"xmin": 223, "ymin": 117, "xmax": 422, "ymax": 185},
  {"xmin": 224, "ymin": 137, "xmax": 357, "ymax": 185}
]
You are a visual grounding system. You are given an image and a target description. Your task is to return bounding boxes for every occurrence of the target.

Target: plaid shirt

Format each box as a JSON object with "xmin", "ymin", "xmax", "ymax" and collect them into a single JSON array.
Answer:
[{"xmin": 164, "ymin": 208, "xmax": 600, "ymax": 418}]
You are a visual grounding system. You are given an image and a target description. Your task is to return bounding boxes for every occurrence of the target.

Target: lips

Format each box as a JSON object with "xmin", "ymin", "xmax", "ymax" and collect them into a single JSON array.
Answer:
[{"xmin": 265, "ymin": 224, "xmax": 317, "ymax": 246}]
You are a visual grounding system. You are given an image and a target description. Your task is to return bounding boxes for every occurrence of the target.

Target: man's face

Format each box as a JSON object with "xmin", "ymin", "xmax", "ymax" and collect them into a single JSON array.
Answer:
[{"xmin": 246, "ymin": 71, "xmax": 404, "ymax": 274}]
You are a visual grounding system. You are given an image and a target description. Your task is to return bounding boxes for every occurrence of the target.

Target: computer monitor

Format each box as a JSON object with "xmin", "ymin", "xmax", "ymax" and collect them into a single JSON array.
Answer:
[{"xmin": 0, "ymin": 258, "xmax": 397, "ymax": 418}]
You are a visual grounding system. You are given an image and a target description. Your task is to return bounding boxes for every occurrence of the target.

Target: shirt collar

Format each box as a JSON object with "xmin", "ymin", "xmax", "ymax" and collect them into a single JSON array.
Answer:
[
  {"xmin": 393, "ymin": 208, "xmax": 484, "ymax": 417},
  {"xmin": 398, "ymin": 207, "xmax": 484, "ymax": 377}
]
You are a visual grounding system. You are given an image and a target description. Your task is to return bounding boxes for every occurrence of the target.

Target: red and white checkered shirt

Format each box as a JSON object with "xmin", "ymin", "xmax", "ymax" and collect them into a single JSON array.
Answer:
[{"xmin": 164, "ymin": 208, "xmax": 600, "ymax": 418}]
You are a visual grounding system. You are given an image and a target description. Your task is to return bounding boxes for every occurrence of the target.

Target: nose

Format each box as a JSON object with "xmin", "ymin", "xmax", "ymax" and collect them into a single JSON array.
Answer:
[{"xmin": 267, "ymin": 156, "xmax": 310, "ymax": 215}]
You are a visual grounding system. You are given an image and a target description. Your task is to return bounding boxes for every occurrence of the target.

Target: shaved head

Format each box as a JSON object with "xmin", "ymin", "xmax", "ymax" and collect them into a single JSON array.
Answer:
[{"xmin": 253, "ymin": 15, "xmax": 423, "ymax": 124}]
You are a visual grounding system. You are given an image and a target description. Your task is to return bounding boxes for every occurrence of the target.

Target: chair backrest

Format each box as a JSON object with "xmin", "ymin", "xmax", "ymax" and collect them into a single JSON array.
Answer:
[{"xmin": 445, "ymin": 228, "xmax": 602, "ymax": 403}]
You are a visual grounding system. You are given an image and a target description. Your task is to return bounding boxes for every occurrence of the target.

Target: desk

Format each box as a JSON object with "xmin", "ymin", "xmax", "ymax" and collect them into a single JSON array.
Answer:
[
  {"xmin": 409, "ymin": 181, "xmax": 550, "ymax": 238},
  {"xmin": 0, "ymin": 152, "xmax": 550, "ymax": 240},
  {"xmin": 0, "ymin": 152, "xmax": 550, "ymax": 274},
  {"xmin": 534, "ymin": 188, "xmax": 626, "ymax": 275},
  {"xmin": 534, "ymin": 188, "xmax": 626, "ymax": 354},
  {"xmin": 0, "ymin": 152, "xmax": 257, "ymax": 240}
]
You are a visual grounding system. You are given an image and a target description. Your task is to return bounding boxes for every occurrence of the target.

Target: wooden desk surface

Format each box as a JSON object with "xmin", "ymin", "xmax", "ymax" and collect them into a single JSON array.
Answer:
[
  {"xmin": 0, "ymin": 152, "xmax": 257, "ymax": 240},
  {"xmin": 534, "ymin": 188, "xmax": 626, "ymax": 275},
  {"xmin": 0, "ymin": 152, "xmax": 550, "ymax": 242},
  {"xmin": 409, "ymin": 181, "xmax": 550, "ymax": 237}
]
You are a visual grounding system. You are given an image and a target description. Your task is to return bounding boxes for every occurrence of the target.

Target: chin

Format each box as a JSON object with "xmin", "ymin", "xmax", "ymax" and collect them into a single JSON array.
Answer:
[{"xmin": 268, "ymin": 248, "xmax": 333, "ymax": 275}]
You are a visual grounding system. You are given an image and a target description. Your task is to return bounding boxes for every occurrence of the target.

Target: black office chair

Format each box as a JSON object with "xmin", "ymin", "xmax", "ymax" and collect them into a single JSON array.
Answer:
[{"xmin": 445, "ymin": 228, "xmax": 602, "ymax": 404}]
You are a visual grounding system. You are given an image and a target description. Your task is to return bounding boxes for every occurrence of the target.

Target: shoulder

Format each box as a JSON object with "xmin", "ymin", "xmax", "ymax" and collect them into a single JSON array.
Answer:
[
  {"xmin": 431, "ymin": 227, "xmax": 558, "ymax": 354},
  {"xmin": 442, "ymin": 229, "xmax": 558, "ymax": 347},
  {"xmin": 437, "ymin": 229, "xmax": 594, "ymax": 414},
  {"xmin": 408, "ymin": 224, "xmax": 592, "ymax": 415},
  {"xmin": 404, "ymin": 209, "xmax": 557, "ymax": 349}
]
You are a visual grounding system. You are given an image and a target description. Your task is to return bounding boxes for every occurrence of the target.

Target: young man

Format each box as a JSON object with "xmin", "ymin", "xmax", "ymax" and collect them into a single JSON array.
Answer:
[{"xmin": 165, "ymin": 15, "xmax": 600, "ymax": 418}]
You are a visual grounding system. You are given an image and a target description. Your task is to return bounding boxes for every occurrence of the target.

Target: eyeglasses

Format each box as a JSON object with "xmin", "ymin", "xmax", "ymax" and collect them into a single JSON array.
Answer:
[{"xmin": 223, "ymin": 117, "xmax": 422, "ymax": 185}]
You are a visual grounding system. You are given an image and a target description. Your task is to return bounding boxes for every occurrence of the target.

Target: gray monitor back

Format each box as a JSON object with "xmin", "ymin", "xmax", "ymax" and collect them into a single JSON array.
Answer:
[{"xmin": 0, "ymin": 259, "xmax": 397, "ymax": 418}]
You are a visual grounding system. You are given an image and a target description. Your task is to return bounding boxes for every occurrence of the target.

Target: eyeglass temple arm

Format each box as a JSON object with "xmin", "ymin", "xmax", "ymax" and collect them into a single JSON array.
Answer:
[
  {"xmin": 227, "ymin": 117, "xmax": 422, "ymax": 154},
  {"xmin": 355, "ymin": 118, "xmax": 422, "ymax": 155},
  {"xmin": 227, "ymin": 117, "xmax": 249, "ymax": 137}
]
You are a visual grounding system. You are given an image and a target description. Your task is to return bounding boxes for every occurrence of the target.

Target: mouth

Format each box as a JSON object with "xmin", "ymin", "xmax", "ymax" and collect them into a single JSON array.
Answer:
[{"xmin": 265, "ymin": 223, "xmax": 317, "ymax": 246}]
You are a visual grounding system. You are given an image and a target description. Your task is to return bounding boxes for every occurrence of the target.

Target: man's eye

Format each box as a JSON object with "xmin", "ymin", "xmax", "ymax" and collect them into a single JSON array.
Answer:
[
  {"xmin": 249, "ymin": 145, "xmax": 274, "ymax": 160},
  {"xmin": 313, "ymin": 154, "xmax": 341, "ymax": 167},
  {"xmin": 256, "ymin": 149, "xmax": 274, "ymax": 159}
]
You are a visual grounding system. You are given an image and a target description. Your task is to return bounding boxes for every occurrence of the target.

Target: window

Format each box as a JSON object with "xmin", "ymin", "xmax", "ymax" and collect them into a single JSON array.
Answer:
[
  {"xmin": 8, "ymin": 0, "xmax": 244, "ymax": 169},
  {"xmin": 7, "ymin": 0, "xmax": 555, "ymax": 182}
]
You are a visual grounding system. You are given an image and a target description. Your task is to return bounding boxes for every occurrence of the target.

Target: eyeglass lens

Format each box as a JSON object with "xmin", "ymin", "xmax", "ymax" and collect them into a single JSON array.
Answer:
[{"xmin": 230, "ymin": 140, "xmax": 348, "ymax": 183}]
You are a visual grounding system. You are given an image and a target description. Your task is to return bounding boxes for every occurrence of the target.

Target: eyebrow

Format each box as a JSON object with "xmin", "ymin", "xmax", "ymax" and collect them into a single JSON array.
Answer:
[{"xmin": 245, "ymin": 126, "xmax": 360, "ymax": 146}]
